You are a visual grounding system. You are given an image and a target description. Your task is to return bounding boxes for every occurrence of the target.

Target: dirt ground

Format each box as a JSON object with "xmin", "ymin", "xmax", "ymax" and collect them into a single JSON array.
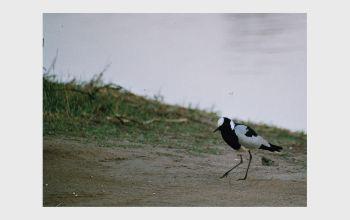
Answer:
[{"xmin": 43, "ymin": 136, "xmax": 306, "ymax": 207}]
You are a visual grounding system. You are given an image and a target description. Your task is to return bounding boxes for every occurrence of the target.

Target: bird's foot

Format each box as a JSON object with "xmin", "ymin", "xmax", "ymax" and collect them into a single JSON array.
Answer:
[
  {"xmin": 220, "ymin": 173, "xmax": 229, "ymax": 179},
  {"xmin": 237, "ymin": 177, "xmax": 247, "ymax": 181}
]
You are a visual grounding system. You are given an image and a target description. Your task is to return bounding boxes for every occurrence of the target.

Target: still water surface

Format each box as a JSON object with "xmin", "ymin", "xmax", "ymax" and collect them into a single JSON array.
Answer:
[{"xmin": 43, "ymin": 14, "xmax": 306, "ymax": 131}]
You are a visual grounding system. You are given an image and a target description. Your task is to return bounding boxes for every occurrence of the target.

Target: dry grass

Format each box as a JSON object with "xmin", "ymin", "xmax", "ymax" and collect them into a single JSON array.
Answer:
[{"xmin": 43, "ymin": 73, "xmax": 306, "ymax": 155}]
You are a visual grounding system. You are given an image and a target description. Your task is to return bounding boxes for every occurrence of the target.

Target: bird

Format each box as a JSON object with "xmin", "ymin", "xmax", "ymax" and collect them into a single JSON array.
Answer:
[{"xmin": 214, "ymin": 117, "xmax": 283, "ymax": 180}]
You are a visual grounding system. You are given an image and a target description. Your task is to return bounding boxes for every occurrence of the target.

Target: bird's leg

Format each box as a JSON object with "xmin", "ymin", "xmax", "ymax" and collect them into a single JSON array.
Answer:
[
  {"xmin": 238, "ymin": 150, "xmax": 252, "ymax": 181},
  {"xmin": 220, "ymin": 155, "xmax": 243, "ymax": 179}
]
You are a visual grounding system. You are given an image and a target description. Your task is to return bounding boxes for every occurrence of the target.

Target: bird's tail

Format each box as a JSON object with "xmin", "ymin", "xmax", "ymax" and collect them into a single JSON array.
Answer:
[
  {"xmin": 260, "ymin": 143, "xmax": 283, "ymax": 152},
  {"xmin": 269, "ymin": 144, "xmax": 283, "ymax": 152}
]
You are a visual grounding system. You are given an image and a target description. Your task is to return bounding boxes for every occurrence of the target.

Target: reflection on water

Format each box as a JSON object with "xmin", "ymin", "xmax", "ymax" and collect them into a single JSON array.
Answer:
[{"xmin": 43, "ymin": 13, "xmax": 306, "ymax": 131}]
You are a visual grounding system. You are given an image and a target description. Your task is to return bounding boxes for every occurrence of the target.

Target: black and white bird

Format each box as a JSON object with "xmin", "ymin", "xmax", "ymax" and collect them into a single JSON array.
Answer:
[{"xmin": 214, "ymin": 117, "xmax": 283, "ymax": 180}]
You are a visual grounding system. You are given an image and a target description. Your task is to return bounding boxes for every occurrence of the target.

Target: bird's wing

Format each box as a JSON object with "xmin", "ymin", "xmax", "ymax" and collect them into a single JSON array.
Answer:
[{"xmin": 234, "ymin": 124, "xmax": 270, "ymax": 148}]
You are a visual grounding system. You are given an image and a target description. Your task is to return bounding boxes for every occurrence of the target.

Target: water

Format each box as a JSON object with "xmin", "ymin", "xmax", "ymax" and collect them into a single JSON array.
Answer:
[{"xmin": 43, "ymin": 13, "xmax": 306, "ymax": 131}]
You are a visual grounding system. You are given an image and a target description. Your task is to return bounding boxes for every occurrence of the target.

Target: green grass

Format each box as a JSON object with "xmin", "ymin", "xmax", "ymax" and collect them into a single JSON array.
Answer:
[{"xmin": 43, "ymin": 73, "xmax": 306, "ymax": 155}]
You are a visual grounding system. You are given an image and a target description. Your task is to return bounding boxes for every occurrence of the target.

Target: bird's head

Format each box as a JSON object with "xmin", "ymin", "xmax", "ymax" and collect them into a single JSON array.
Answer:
[{"xmin": 213, "ymin": 117, "xmax": 233, "ymax": 132}]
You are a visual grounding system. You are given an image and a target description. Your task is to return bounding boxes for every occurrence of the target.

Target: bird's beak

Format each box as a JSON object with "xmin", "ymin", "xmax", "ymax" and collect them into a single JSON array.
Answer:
[{"xmin": 213, "ymin": 127, "xmax": 220, "ymax": 133}]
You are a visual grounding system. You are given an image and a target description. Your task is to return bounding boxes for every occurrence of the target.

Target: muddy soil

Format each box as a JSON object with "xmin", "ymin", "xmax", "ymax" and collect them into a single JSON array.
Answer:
[{"xmin": 43, "ymin": 137, "xmax": 306, "ymax": 207}]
